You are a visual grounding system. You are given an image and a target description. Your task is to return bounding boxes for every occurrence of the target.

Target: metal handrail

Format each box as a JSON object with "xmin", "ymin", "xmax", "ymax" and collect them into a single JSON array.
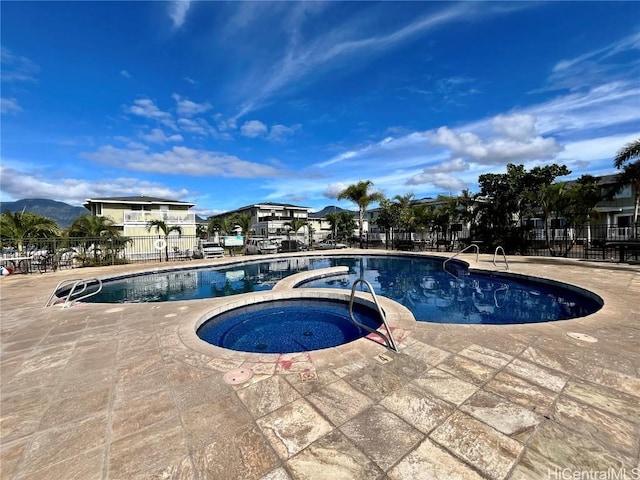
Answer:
[
  {"xmin": 443, "ymin": 243, "xmax": 479, "ymax": 270},
  {"xmin": 44, "ymin": 278, "xmax": 103, "ymax": 308},
  {"xmin": 62, "ymin": 278, "xmax": 102, "ymax": 308},
  {"xmin": 349, "ymin": 279, "xmax": 398, "ymax": 352},
  {"xmin": 44, "ymin": 279, "xmax": 83, "ymax": 307},
  {"xmin": 493, "ymin": 246, "xmax": 509, "ymax": 270},
  {"xmin": 442, "ymin": 243, "xmax": 479, "ymax": 282}
]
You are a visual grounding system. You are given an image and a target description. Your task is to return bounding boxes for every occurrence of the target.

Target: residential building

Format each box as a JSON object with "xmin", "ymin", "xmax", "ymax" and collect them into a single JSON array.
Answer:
[
  {"xmin": 210, "ymin": 202, "xmax": 312, "ymax": 243},
  {"xmin": 592, "ymin": 174, "xmax": 638, "ymax": 241},
  {"xmin": 83, "ymin": 196, "xmax": 197, "ymax": 259}
]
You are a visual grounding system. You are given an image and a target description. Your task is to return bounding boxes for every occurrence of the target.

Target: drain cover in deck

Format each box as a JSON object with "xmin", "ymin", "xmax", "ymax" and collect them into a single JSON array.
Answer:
[{"xmin": 223, "ymin": 368, "xmax": 253, "ymax": 385}]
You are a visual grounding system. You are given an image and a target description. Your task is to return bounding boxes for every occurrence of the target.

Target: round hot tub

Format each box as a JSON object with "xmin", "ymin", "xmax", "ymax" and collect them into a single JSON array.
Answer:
[{"xmin": 197, "ymin": 298, "xmax": 383, "ymax": 353}]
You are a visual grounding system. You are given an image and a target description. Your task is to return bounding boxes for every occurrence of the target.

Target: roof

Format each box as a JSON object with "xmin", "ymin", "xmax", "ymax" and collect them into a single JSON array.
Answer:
[
  {"xmin": 211, "ymin": 202, "xmax": 310, "ymax": 218},
  {"xmin": 83, "ymin": 196, "xmax": 195, "ymax": 207}
]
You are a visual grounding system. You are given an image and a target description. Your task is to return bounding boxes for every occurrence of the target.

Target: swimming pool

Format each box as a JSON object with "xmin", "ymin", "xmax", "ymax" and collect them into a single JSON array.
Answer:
[
  {"xmin": 197, "ymin": 298, "xmax": 383, "ymax": 353},
  {"xmin": 298, "ymin": 256, "xmax": 603, "ymax": 324},
  {"xmin": 79, "ymin": 254, "xmax": 602, "ymax": 324}
]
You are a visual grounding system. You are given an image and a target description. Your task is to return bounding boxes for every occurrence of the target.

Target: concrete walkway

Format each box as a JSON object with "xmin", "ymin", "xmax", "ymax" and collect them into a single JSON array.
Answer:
[{"xmin": 1, "ymin": 250, "xmax": 639, "ymax": 479}]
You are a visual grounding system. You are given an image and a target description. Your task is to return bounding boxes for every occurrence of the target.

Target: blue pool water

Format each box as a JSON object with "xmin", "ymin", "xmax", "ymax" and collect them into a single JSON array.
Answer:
[
  {"xmin": 299, "ymin": 256, "xmax": 603, "ymax": 324},
  {"xmin": 82, "ymin": 255, "xmax": 602, "ymax": 324},
  {"xmin": 197, "ymin": 299, "xmax": 383, "ymax": 353}
]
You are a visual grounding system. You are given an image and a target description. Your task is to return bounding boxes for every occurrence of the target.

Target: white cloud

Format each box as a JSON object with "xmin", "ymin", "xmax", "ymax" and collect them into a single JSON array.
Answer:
[
  {"xmin": 556, "ymin": 132, "xmax": 640, "ymax": 164},
  {"xmin": 120, "ymin": 70, "xmax": 131, "ymax": 78},
  {"xmin": 177, "ymin": 117, "xmax": 216, "ymax": 136},
  {"xmin": 233, "ymin": 2, "xmax": 532, "ymax": 119},
  {"xmin": 240, "ymin": 120, "xmax": 268, "ymax": 138},
  {"xmin": 491, "ymin": 114, "xmax": 536, "ymax": 140},
  {"xmin": 169, "ymin": 0, "xmax": 192, "ymax": 29},
  {"xmin": 323, "ymin": 182, "xmax": 348, "ymax": 199},
  {"xmin": 430, "ymin": 114, "xmax": 563, "ymax": 165},
  {"xmin": 0, "ymin": 165, "xmax": 191, "ymax": 206},
  {"xmin": 0, "ymin": 47, "xmax": 39, "ymax": 82},
  {"xmin": 125, "ymin": 98, "xmax": 177, "ymax": 130},
  {"xmin": 406, "ymin": 158, "xmax": 469, "ymax": 186},
  {"xmin": 81, "ymin": 145, "xmax": 287, "ymax": 178},
  {"xmin": 172, "ymin": 93, "xmax": 212, "ymax": 116},
  {"xmin": 183, "ymin": 76, "xmax": 198, "ymax": 85},
  {"xmin": 1, "ymin": 97, "xmax": 22, "ymax": 114},
  {"xmin": 267, "ymin": 124, "xmax": 301, "ymax": 142},
  {"xmin": 139, "ymin": 128, "xmax": 183, "ymax": 144},
  {"xmin": 527, "ymin": 81, "xmax": 640, "ymax": 135},
  {"xmin": 214, "ymin": 113, "xmax": 237, "ymax": 133}
]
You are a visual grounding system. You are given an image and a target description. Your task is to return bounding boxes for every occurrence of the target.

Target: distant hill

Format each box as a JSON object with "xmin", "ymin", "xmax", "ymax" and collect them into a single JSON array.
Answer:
[
  {"xmin": 0, "ymin": 198, "xmax": 86, "ymax": 229},
  {"xmin": 309, "ymin": 205, "xmax": 355, "ymax": 218}
]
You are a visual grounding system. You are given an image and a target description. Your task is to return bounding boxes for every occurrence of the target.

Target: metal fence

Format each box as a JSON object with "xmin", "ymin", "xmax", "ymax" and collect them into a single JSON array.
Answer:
[
  {"xmin": 1, "ymin": 223, "xmax": 638, "ymax": 274},
  {"xmin": 0, "ymin": 235, "xmax": 205, "ymax": 271}
]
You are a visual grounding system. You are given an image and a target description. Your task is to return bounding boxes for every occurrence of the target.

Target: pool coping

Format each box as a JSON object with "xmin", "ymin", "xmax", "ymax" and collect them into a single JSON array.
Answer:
[{"xmin": 179, "ymin": 287, "xmax": 417, "ymax": 374}]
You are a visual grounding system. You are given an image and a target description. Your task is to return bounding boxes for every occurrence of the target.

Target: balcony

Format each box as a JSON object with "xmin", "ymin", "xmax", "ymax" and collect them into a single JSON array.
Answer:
[{"xmin": 122, "ymin": 211, "xmax": 195, "ymax": 225}]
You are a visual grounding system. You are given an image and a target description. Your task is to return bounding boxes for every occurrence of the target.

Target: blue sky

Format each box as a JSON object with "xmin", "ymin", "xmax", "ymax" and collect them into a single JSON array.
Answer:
[{"xmin": 1, "ymin": 1, "xmax": 639, "ymax": 216}]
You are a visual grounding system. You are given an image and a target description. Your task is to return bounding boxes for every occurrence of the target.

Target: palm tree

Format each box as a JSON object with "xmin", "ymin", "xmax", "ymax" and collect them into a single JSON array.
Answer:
[
  {"xmin": 457, "ymin": 189, "xmax": 477, "ymax": 238},
  {"xmin": 394, "ymin": 192, "xmax": 416, "ymax": 240},
  {"xmin": 231, "ymin": 214, "xmax": 252, "ymax": 241},
  {"xmin": 338, "ymin": 180, "xmax": 384, "ymax": 248},
  {"xmin": 208, "ymin": 216, "xmax": 235, "ymax": 236},
  {"xmin": 613, "ymin": 138, "xmax": 640, "ymax": 225},
  {"xmin": 0, "ymin": 209, "xmax": 60, "ymax": 253},
  {"xmin": 283, "ymin": 218, "xmax": 307, "ymax": 243},
  {"xmin": 325, "ymin": 212, "xmax": 340, "ymax": 240},
  {"xmin": 146, "ymin": 219, "xmax": 182, "ymax": 262},
  {"xmin": 67, "ymin": 214, "xmax": 122, "ymax": 262}
]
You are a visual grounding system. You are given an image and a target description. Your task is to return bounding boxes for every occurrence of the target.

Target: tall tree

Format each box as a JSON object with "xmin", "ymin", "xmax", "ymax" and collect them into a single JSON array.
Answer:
[
  {"xmin": 67, "ymin": 214, "xmax": 122, "ymax": 261},
  {"xmin": 394, "ymin": 192, "xmax": 416, "ymax": 240},
  {"xmin": 283, "ymin": 218, "xmax": 307, "ymax": 242},
  {"xmin": 375, "ymin": 198, "xmax": 400, "ymax": 249},
  {"xmin": 338, "ymin": 180, "xmax": 384, "ymax": 248},
  {"xmin": 0, "ymin": 209, "xmax": 60, "ymax": 252},
  {"xmin": 456, "ymin": 189, "xmax": 478, "ymax": 239},
  {"xmin": 208, "ymin": 216, "xmax": 235, "ymax": 237},
  {"xmin": 231, "ymin": 214, "xmax": 252, "ymax": 247},
  {"xmin": 146, "ymin": 219, "xmax": 182, "ymax": 262},
  {"xmin": 477, "ymin": 163, "xmax": 570, "ymax": 253},
  {"xmin": 325, "ymin": 212, "xmax": 340, "ymax": 240},
  {"xmin": 612, "ymin": 138, "xmax": 640, "ymax": 225},
  {"xmin": 336, "ymin": 211, "xmax": 357, "ymax": 239}
]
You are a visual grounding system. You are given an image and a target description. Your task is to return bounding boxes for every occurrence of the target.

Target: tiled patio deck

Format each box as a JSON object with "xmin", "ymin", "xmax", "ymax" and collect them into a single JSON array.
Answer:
[{"xmin": 1, "ymin": 250, "xmax": 639, "ymax": 480}]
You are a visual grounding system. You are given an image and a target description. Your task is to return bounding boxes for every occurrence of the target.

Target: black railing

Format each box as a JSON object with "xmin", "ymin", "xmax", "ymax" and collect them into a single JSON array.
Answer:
[
  {"xmin": 2, "ymin": 224, "xmax": 638, "ymax": 273},
  {"xmin": 0, "ymin": 235, "xmax": 203, "ymax": 269}
]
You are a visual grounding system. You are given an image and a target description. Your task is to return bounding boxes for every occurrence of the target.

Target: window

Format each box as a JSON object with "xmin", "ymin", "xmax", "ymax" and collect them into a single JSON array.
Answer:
[
  {"xmin": 526, "ymin": 218, "xmax": 543, "ymax": 229},
  {"xmin": 550, "ymin": 218, "xmax": 566, "ymax": 229},
  {"xmin": 617, "ymin": 216, "xmax": 631, "ymax": 228}
]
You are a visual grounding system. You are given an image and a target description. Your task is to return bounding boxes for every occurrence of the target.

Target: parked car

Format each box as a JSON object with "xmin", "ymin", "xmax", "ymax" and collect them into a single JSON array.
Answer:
[
  {"xmin": 245, "ymin": 238, "xmax": 278, "ymax": 255},
  {"xmin": 195, "ymin": 241, "xmax": 224, "ymax": 259},
  {"xmin": 316, "ymin": 239, "xmax": 348, "ymax": 250},
  {"xmin": 278, "ymin": 240, "xmax": 309, "ymax": 253}
]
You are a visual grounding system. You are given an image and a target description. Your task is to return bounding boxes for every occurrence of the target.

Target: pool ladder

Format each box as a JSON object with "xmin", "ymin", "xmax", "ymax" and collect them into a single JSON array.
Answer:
[
  {"xmin": 348, "ymin": 278, "xmax": 398, "ymax": 352},
  {"xmin": 44, "ymin": 278, "xmax": 103, "ymax": 308},
  {"xmin": 443, "ymin": 243, "xmax": 509, "ymax": 274}
]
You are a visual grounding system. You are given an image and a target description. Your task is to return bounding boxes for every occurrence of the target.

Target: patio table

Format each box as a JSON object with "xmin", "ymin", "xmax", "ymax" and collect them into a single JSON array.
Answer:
[{"xmin": 0, "ymin": 256, "xmax": 34, "ymax": 274}]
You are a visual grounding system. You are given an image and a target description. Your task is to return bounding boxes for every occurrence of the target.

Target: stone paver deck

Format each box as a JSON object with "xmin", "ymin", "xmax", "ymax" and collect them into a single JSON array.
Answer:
[{"xmin": 1, "ymin": 250, "xmax": 639, "ymax": 479}]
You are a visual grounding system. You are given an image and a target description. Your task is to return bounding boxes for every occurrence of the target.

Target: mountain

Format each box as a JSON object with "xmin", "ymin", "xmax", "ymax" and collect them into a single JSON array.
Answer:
[
  {"xmin": 0, "ymin": 198, "xmax": 87, "ymax": 229},
  {"xmin": 309, "ymin": 205, "xmax": 355, "ymax": 218}
]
